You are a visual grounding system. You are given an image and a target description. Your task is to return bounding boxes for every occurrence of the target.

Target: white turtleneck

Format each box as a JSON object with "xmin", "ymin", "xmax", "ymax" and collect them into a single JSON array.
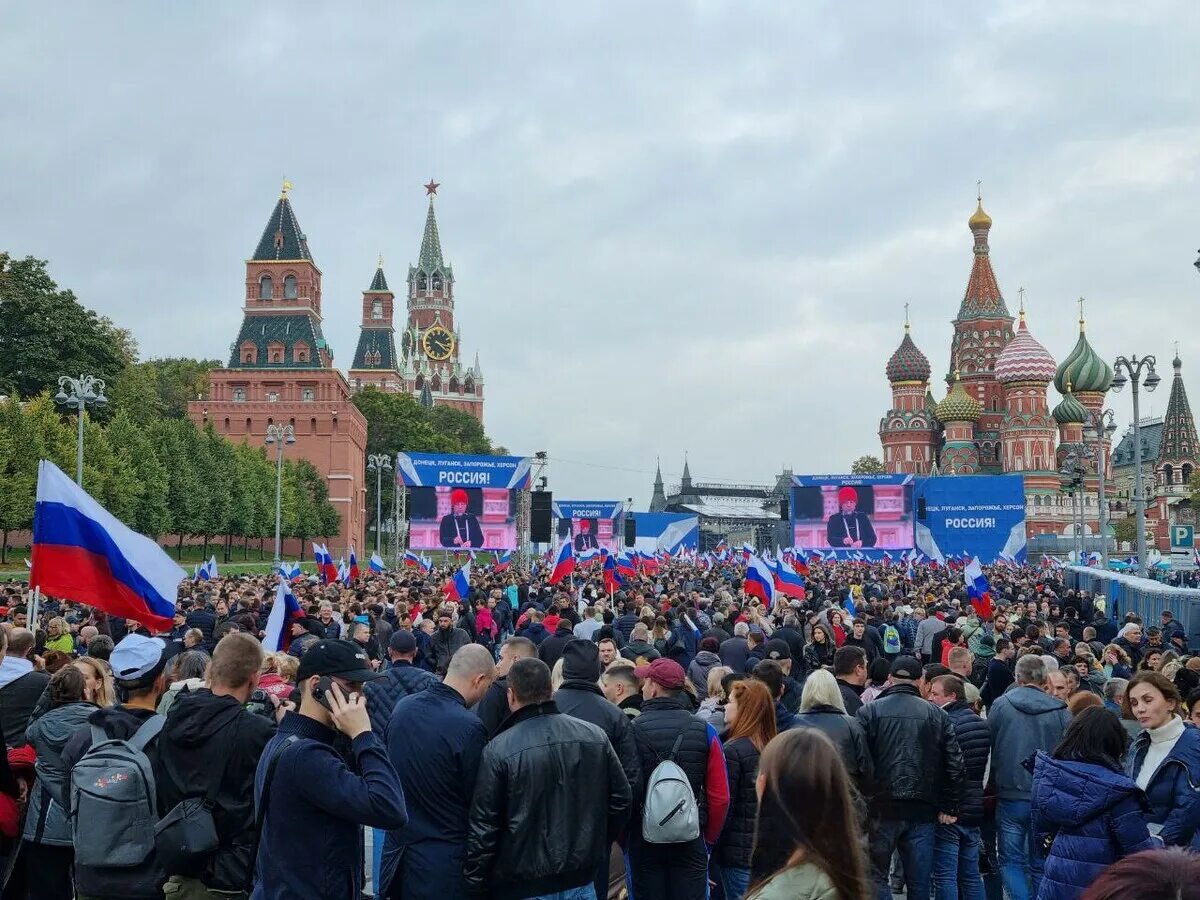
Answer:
[{"xmin": 1136, "ymin": 715, "xmax": 1186, "ymax": 791}]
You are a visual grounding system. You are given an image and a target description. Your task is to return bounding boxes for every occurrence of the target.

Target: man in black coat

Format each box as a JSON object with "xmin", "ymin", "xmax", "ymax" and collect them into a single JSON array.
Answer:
[
  {"xmin": 474, "ymin": 636, "xmax": 537, "ymax": 736},
  {"xmin": 465, "ymin": 659, "xmax": 630, "ymax": 900},
  {"xmin": 928, "ymin": 674, "xmax": 990, "ymax": 900},
  {"xmin": 553, "ymin": 640, "xmax": 642, "ymax": 900},
  {"xmin": 857, "ymin": 656, "xmax": 965, "ymax": 900},
  {"xmin": 536, "ymin": 619, "xmax": 577, "ymax": 670},
  {"xmin": 980, "ymin": 638, "xmax": 1015, "ymax": 710}
]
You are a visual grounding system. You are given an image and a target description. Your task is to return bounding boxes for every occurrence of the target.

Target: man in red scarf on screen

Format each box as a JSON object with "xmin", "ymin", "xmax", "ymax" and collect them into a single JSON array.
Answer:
[
  {"xmin": 439, "ymin": 487, "xmax": 485, "ymax": 548},
  {"xmin": 826, "ymin": 486, "xmax": 877, "ymax": 549}
]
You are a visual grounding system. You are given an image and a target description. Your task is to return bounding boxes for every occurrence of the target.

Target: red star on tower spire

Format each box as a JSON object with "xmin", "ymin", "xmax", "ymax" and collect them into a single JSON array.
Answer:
[{"xmin": 424, "ymin": 179, "xmax": 440, "ymax": 196}]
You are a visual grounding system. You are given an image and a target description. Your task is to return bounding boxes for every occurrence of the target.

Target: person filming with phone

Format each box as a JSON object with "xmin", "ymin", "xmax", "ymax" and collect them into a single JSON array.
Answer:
[{"xmin": 251, "ymin": 639, "xmax": 407, "ymax": 900}]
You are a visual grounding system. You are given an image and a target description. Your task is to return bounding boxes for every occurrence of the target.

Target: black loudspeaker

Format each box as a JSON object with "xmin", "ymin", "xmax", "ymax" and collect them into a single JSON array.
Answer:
[
  {"xmin": 531, "ymin": 491, "xmax": 553, "ymax": 542},
  {"xmin": 624, "ymin": 517, "xmax": 637, "ymax": 547},
  {"xmin": 917, "ymin": 497, "xmax": 926, "ymax": 521},
  {"xmin": 779, "ymin": 499, "xmax": 790, "ymax": 520}
]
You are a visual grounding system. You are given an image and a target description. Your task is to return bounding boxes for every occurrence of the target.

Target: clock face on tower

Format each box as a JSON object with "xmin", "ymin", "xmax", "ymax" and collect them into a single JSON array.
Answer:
[{"xmin": 422, "ymin": 326, "xmax": 455, "ymax": 361}]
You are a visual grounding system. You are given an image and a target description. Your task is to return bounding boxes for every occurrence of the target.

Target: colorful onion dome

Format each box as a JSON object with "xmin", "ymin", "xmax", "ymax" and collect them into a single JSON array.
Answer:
[
  {"xmin": 885, "ymin": 329, "xmax": 932, "ymax": 383},
  {"xmin": 1052, "ymin": 384, "xmax": 1088, "ymax": 425},
  {"xmin": 1054, "ymin": 319, "xmax": 1112, "ymax": 394},
  {"xmin": 935, "ymin": 375, "xmax": 982, "ymax": 424},
  {"xmin": 969, "ymin": 199, "xmax": 992, "ymax": 231},
  {"xmin": 995, "ymin": 312, "xmax": 1057, "ymax": 384}
]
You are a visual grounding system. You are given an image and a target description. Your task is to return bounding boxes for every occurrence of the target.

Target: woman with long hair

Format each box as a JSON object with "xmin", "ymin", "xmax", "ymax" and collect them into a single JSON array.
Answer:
[
  {"xmin": 1123, "ymin": 670, "xmax": 1200, "ymax": 846},
  {"xmin": 791, "ymin": 669, "xmax": 872, "ymax": 797},
  {"xmin": 827, "ymin": 610, "xmax": 847, "ymax": 648},
  {"xmin": 21, "ymin": 665, "xmax": 99, "ymax": 899},
  {"xmin": 1101, "ymin": 644, "xmax": 1132, "ymax": 681},
  {"xmin": 803, "ymin": 624, "xmax": 836, "ymax": 673},
  {"xmin": 746, "ymin": 728, "xmax": 869, "ymax": 899},
  {"xmin": 1031, "ymin": 706, "xmax": 1154, "ymax": 900},
  {"xmin": 72, "ymin": 656, "xmax": 115, "ymax": 708},
  {"xmin": 716, "ymin": 679, "xmax": 778, "ymax": 900}
]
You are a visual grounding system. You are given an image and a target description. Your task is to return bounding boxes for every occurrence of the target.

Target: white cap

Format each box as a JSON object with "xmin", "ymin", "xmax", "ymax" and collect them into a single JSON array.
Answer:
[{"xmin": 110, "ymin": 634, "xmax": 167, "ymax": 681}]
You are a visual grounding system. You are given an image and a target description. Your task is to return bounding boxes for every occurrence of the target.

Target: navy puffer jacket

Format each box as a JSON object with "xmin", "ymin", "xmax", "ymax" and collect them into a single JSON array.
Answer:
[
  {"xmin": 943, "ymin": 700, "xmax": 990, "ymax": 826},
  {"xmin": 1031, "ymin": 752, "xmax": 1154, "ymax": 900}
]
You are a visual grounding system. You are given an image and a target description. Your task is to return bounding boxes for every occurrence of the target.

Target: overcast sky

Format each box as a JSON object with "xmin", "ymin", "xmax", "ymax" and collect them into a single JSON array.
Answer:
[{"xmin": 3, "ymin": 2, "xmax": 1199, "ymax": 507}]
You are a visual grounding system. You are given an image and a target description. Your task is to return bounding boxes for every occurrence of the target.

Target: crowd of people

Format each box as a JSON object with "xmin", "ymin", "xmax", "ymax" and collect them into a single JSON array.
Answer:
[{"xmin": 0, "ymin": 552, "xmax": 1199, "ymax": 899}]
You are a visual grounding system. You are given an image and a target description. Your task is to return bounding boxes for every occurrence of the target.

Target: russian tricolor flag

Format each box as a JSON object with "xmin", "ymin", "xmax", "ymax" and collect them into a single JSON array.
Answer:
[
  {"xmin": 349, "ymin": 546, "xmax": 360, "ymax": 580},
  {"xmin": 443, "ymin": 562, "xmax": 471, "ymax": 601},
  {"xmin": 964, "ymin": 556, "xmax": 994, "ymax": 620},
  {"xmin": 603, "ymin": 551, "xmax": 624, "ymax": 594},
  {"xmin": 262, "ymin": 580, "xmax": 305, "ymax": 652},
  {"xmin": 369, "ymin": 553, "xmax": 385, "ymax": 574},
  {"xmin": 30, "ymin": 460, "xmax": 186, "ymax": 632},
  {"xmin": 312, "ymin": 543, "xmax": 337, "ymax": 584},
  {"xmin": 773, "ymin": 559, "xmax": 807, "ymax": 600},
  {"xmin": 743, "ymin": 554, "xmax": 777, "ymax": 609},
  {"xmin": 549, "ymin": 540, "xmax": 576, "ymax": 585},
  {"xmin": 494, "ymin": 550, "xmax": 513, "ymax": 573}
]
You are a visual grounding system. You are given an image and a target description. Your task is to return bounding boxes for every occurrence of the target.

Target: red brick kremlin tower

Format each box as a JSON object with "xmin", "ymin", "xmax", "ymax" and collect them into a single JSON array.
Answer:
[
  {"xmin": 188, "ymin": 183, "xmax": 367, "ymax": 555},
  {"xmin": 354, "ymin": 182, "xmax": 484, "ymax": 422}
]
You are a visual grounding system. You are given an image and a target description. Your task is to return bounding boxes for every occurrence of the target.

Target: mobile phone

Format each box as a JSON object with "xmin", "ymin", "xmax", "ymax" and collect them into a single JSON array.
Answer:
[{"xmin": 312, "ymin": 676, "xmax": 334, "ymax": 710}]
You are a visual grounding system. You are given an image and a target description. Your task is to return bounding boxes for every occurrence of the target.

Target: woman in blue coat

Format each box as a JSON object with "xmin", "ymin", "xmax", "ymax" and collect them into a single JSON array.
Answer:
[
  {"xmin": 1123, "ymin": 671, "xmax": 1200, "ymax": 845},
  {"xmin": 1031, "ymin": 707, "xmax": 1156, "ymax": 900}
]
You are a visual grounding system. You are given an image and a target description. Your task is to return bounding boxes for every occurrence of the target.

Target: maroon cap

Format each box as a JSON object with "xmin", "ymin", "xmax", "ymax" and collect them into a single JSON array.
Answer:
[{"xmin": 633, "ymin": 658, "xmax": 686, "ymax": 690}]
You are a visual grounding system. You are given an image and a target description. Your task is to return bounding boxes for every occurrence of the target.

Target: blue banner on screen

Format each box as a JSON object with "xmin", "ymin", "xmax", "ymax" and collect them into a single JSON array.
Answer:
[
  {"xmin": 791, "ymin": 474, "xmax": 914, "ymax": 558},
  {"xmin": 912, "ymin": 475, "xmax": 1027, "ymax": 564},
  {"xmin": 396, "ymin": 453, "xmax": 532, "ymax": 551},
  {"xmin": 630, "ymin": 513, "xmax": 699, "ymax": 554},
  {"xmin": 553, "ymin": 501, "xmax": 626, "ymax": 553}
]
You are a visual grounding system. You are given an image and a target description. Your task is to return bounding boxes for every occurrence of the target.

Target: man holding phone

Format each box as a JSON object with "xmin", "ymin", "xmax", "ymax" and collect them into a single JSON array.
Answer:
[{"xmin": 252, "ymin": 640, "xmax": 407, "ymax": 900}]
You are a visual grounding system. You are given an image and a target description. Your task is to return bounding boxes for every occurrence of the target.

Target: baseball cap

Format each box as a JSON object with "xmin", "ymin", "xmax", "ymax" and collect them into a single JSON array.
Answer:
[
  {"xmin": 110, "ymin": 634, "xmax": 168, "ymax": 682},
  {"xmin": 764, "ymin": 638, "xmax": 791, "ymax": 661},
  {"xmin": 296, "ymin": 639, "xmax": 385, "ymax": 683},
  {"xmin": 388, "ymin": 630, "xmax": 417, "ymax": 654},
  {"xmin": 889, "ymin": 656, "xmax": 922, "ymax": 680},
  {"xmin": 633, "ymin": 658, "xmax": 686, "ymax": 690}
]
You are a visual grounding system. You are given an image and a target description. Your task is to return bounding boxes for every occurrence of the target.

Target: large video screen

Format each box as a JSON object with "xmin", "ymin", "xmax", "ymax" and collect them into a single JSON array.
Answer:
[
  {"xmin": 396, "ymin": 453, "xmax": 532, "ymax": 551},
  {"xmin": 914, "ymin": 474, "xmax": 1027, "ymax": 564},
  {"xmin": 791, "ymin": 474, "xmax": 914, "ymax": 553},
  {"xmin": 554, "ymin": 500, "xmax": 625, "ymax": 553}
]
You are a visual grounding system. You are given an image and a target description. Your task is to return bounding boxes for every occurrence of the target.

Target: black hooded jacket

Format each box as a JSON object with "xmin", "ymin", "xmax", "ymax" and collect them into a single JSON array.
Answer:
[{"xmin": 155, "ymin": 689, "xmax": 276, "ymax": 890}]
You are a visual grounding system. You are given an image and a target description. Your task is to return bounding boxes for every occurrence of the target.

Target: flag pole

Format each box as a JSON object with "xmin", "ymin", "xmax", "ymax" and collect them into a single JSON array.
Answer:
[{"xmin": 29, "ymin": 586, "xmax": 41, "ymax": 635}]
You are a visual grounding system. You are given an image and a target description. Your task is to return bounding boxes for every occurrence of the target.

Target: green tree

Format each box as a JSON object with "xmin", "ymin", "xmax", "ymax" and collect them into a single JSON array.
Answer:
[
  {"xmin": 194, "ymin": 424, "xmax": 235, "ymax": 559},
  {"xmin": 0, "ymin": 397, "xmax": 41, "ymax": 562},
  {"xmin": 1113, "ymin": 516, "xmax": 1137, "ymax": 546},
  {"xmin": 109, "ymin": 357, "xmax": 220, "ymax": 423},
  {"xmin": 106, "ymin": 411, "xmax": 171, "ymax": 538},
  {"xmin": 429, "ymin": 405, "xmax": 492, "ymax": 454},
  {"xmin": 0, "ymin": 254, "xmax": 136, "ymax": 398},
  {"xmin": 149, "ymin": 419, "xmax": 205, "ymax": 558},
  {"xmin": 850, "ymin": 454, "xmax": 887, "ymax": 475}
]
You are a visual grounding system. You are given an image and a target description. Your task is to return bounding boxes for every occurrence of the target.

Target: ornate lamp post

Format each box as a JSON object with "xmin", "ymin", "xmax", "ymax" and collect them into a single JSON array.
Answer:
[
  {"xmin": 1060, "ymin": 450, "xmax": 1090, "ymax": 564},
  {"xmin": 1086, "ymin": 409, "xmax": 1118, "ymax": 569},
  {"xmin": 265, "ymin": 424, "xmax": 296, "ymax": 567},
  {"xmin": 54, "ymin": 375, "xmax": 108, "ymax": 486},
  {"xmin": 1110, "ymin": 356, "xmax": 1162, "ymax": 577},
  {"xmin": 367, "ymin": 453, "xmax": 392, "ymax": 557}
]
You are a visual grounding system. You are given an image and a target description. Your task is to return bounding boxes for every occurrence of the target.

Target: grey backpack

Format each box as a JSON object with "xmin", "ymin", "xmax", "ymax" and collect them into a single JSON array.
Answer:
[
  {"xmin": 69, "ymin": 715, "xmax": 165, "ymax": 868},
  {"xmin": 642, "ymin": 734, "xmax": 700, "ymax": 844}
]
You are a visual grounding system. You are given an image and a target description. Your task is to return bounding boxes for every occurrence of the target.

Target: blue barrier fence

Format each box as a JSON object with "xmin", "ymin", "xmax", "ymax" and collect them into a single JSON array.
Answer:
[{"xmin": 1066, "ymin": 566, "xmax": 1200, "ymax": 643}]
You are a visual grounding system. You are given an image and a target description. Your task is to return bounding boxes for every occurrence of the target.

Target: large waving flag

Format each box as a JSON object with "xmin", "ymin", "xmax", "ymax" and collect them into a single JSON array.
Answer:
[
  {"xmin": 743, "ymin": 554, "xmax": 777, "ymax": 609},
  {"xmin": 262, "ymin": 580, "xmax": 305, "ymax": 652},
  {"xmin": 549, "ymin": 540, "xmax": 576, "ymax": 585},
  {"xmin": 616, "ymin": 552, "xmax": 638, "ymax": 581},
  {"xmin": 349, "ymin": 546, "xmax": 360, "ymax": 580},
  {"xmin": 964, "ymin": 556, "xmax": 994, "ymax": 620},
  {"xmin": 494, "ymin": 550, "xmax": 513, "ymax": 573},
  {"xmin": 442, "ymin": 562, "xmax": 472, "ymax": 601},
  {"xmin": 369, "ymin": 553, "xmax": 385, "ymax": 574},
  {"xmin": 402, "ymin": 550, "xmax": 431, "ymax": 574},
  {"xmin": 603, "ymin": 551, "xmax": 625, "ymax": 595},
  {"xmin": 843, "ymin": 590, "xmax": 857, "ymax": 619},
  {"xmin": 30, "ymin": 460, "xmax": 186, "ymax": 632},
  {"xmin": 773, "ymin": 559, "xmax": 807, "ymax": 600}
]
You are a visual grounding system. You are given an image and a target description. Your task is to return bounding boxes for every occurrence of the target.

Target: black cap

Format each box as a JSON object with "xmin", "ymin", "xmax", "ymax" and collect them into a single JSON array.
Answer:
[
  {"xmin": 388, "ymin": 630, "xmax": 417, "ymax": 654},
  {"xmin": 296, "ymin": 640, "xmax": 384, "ymax": 683},
  {"xmin": 764, "ymin": 638, "xmax": 791, "ymax": 661},
  {"xmin": 890, "ymin": 655, "xmax": 922, "ymax": 680}
]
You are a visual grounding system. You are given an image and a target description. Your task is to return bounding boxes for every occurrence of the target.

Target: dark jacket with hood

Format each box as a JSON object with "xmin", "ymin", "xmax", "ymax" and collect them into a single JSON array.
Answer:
[
  {"xmin": 156, "ymin": 689, "xmax": 276, "ymax": 890},
  {"xmin": 552, "ymin": 640, "xmax": 642, "ymax": 795},
  {"xmin": 60, "ymin": 705, "xmax": 167, "ymax": 899},
  {"xmin": 620, "ymin": 639, "xmax": 660, "ymax": 663},
  {"xmin": 536, "ymin": 621, "xmax": 577, "ymax": 669},
  {"xmin": 23, "ymin": 700, "xmax": 97, "ymax": 847},
  {"xmin": 988, "ymin": 685, "xmax": 1072, "ymax": 801},
  {"xmin": 687, "ymin": 650, "xmax": 722, "ymax": 700},
  {"xmin": 1032, "ymin": 752, "xmax": 1155, "ymax": 900},
  {"xmin": 431, "ymin": 626, "xmax": 471, "ymax": 675},
  {"xmin": 464, "ymin": 701, "xmax": 631, "ymax": 900}
]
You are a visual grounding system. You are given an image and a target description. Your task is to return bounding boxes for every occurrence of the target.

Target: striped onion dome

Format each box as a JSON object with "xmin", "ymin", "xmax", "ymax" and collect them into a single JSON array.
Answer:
[
  {"xmin": 935, "ymin": 376, "xmax": 982, "ymax": 424},
  {"xmin": 995, "ymin": 314, "xmax": 1057, "ymax": 384},
  {"xmin": 1055, "ymin": 324, "xmax": 1112, "ymax": 394},
  {"xmin": 1052, "ymin": 385, "xmax": 1088, "ymax": 425},
  {"xmin": 885, "ymin": 329, "xmax": 932, "ymax": 383}
]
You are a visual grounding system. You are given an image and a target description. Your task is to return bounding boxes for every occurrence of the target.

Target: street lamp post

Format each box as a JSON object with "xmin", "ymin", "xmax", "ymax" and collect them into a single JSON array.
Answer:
[
  {"xmin": 265, "ymin": 424, "xmax": 296, "ymax": 567},
  {"xmin": 1111, "ymin": 356, "xmax": 1162, "ymax": 577},
  {"xmin": 1087, "ymin": 409, "xmax": 1118, "ymax": 570},
  {"xmin": 54, "ymin": 375, "xmax": 108, "ymax": 486},
  {"xmin": 1060, "ymin": 450, "xmax": 1089, "ymax": 564},
  {"xmin": 367, "ymin": 454, "xmax": 392, "ymax": 557}
]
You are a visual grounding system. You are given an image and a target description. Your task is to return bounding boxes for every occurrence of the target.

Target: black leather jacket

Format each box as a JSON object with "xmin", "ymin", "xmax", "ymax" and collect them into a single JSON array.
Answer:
[
  {"xmin": 791, "ymin": 704, "xmax": 873, "ymax": 788},
  {"xmin": 465, "ymin": 701, "xmax": 632, "ymax": 900},
  {"xmin": 856, "ymin": 682, "xmax": 964, "ymax": 819}
]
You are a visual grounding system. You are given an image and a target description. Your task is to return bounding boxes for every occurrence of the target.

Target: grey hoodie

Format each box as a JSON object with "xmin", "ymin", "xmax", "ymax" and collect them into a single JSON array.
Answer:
[
  {"xmin": 987, "ymin": 685, "xmax": 1072, "ymax": 800},
  {"xmin": 687, "ymin": 651, "xmax": 722, "ymax": 700}
]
